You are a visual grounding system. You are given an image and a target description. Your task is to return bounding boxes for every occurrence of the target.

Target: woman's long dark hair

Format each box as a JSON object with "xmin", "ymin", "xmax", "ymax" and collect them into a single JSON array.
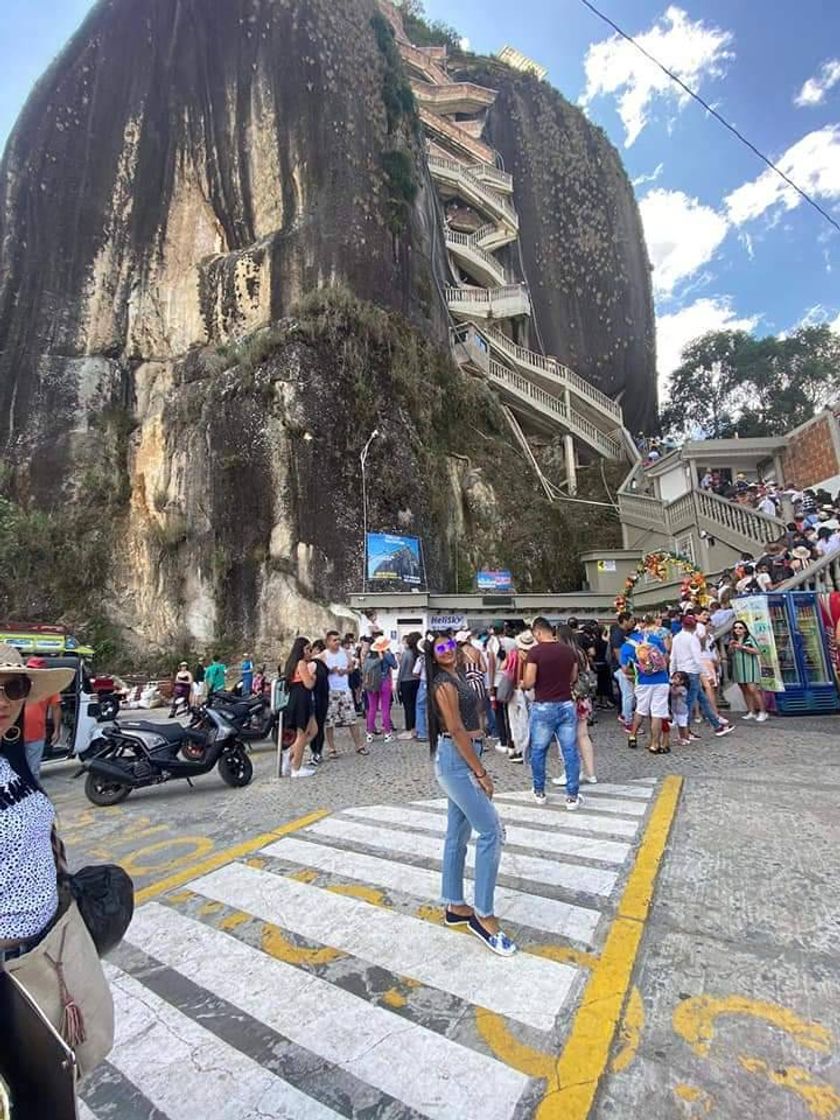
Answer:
[
  {"xmin": 730, "ymin": 619, "xmax": 754, "ymax": 643},
  {"xmin": 404, "ymin": 631, "xmax": 422, "ymax": 653},
  {"xmin": 282, "ymin": 637, "xmax": 310, "ymax": 681},
  {"xmin": 423, "ymin": 632, "xmax": 452, "ymax": 754}
]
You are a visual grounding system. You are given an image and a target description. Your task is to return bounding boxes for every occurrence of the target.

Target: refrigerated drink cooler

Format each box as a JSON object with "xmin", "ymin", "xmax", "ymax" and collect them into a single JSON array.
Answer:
[{"xmin": 766, "ymin": 592, "xmax": 839, "ymax": 715}]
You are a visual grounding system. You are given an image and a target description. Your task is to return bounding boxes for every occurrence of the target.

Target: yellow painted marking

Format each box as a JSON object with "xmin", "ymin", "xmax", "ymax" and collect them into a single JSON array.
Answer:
[
  {"xmin": 673, "ymin": 995, "xmax": 832, "ymax": 1058},
  {"xmin": 475, "ymin": 1009, "xmax": 555, "ymax": 1080},
  {"xmin": 611, "ymin": 986, "xmax": 644, "ymax": 1073},
  {"xmin": 739, "ymin": 1057, "xmax": 840, "ymax": 1119},
  {"xmin": 261, "ymin": 922, "xmax": 345, "ymax": 967},
  {"xmin": 165, "ymin": 889, "xmax": 193, "ymax": 905},
  {"xmin": 327, "ymin": 884, "xmax": 386, "ymax": 906},
  {"xmin": 289, "ymin": 868, "xmax": 319, "ymax": 883},
  {"xmin": 134, "ymin": 811, "xmax": 329, "ymax": 905},
  {"xmin": 673, "ymin": 1083, "xmax": 714, "ymax": 1116},
  {"xmin": 382, "ymin": 988, "xmax": 408, "ymax": 1009},
  {"xmin": 532, "ymin": 775, "xmax": 682, "ymax": 1120},
  {"xmin": 198, "ymin": 900, "xmax": 224, "ymax": 917},
  {"xmin": 528, "ymin": 944, "xmax": 598, "ymax": 971},
  {"xmin": 416, "ymin": 904, "xmax": 444, "ymax": 924},
  {"xmin": 122, "ymin": 836, "xmax": 215, "ymax": 877},
  {"xmin": 245, "ymin": 856, "xmax": 267, "ymax": 870},
  {"xmin": 218, "ymin": 911, "xmax": 250, "ymax": 934}
]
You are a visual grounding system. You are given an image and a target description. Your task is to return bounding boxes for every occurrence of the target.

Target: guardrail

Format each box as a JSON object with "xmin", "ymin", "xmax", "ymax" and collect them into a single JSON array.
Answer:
[
  {"xmin": 446, "ymin": 284, "xmax": 531, "ymax": 319},
  {"xmin": 412, "ymin": 81, "xmax": 497, "ymax": 110},
  {"xmin": 777, "ymin": 550, "xmax": 840, "ymax": 594},
  {"xmin": 694, "ymin": 488, "xmax": 784, "ymax": 544},
  {"xmin": 419, "ymin": 108, "xmax": 496, "ymax": 165},
  {"xmin": 445, "ymin": 229, "xmax": 508, "ymax": 284},
  {"xmin": 426, "ymin": 155, "xmax": 518, "ymax": 222}
]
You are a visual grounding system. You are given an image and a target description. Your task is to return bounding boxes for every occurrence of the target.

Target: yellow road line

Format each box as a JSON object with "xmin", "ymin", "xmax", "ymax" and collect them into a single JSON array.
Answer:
[
  {"xmin": 536, "ymin": 774, "xmax": 683, "ymax": 1120},
  {"xmin": 134, "ymin": 810, "xmax": 329, "ymax": 905}
]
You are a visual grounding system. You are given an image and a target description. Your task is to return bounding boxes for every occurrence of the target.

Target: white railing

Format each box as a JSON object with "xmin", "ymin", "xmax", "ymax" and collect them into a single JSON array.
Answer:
[
  {"xmin": 399, "ymin": 43, "xmax": 449, "ymax": 85},
  {"xmin": 693, "ymin": 488, "xmax": 784, "ymax": 545},
  {"xmin": 411, "ymin": 81, "xmax": 497, "ymax": 110},
  {"xmin": 479, "ymin": 323, "xmax": 623, "ymax": 422},
  {"xmin": 445, "ymin": 229, "xmax": 507, "ymax": 284},
  {"xmin": 446, "ymin": 284, "xmax": 531, "ymax": 319},
  {"xmin": 427, "ymin": 155, "xmax": 519, "ymax": 228},
  {"xmin": 568, "ymin": 406, "xmax": 623, "ymax": 458},
  {"xmin": 666, "ymin": 492, "xmax": 696, "ymax": 533},
  {"xmin": 618, "ymin": 492, "xmax": 666, "ymax": 527},
  {"xmin": 419, "ymin": 108, "xmax": 496, "ymax": 164},
  {"xmin": 777, "ymin": 550, "xmax": 840, "ymax": 594},
  {"xmin": 466, "ymin": 163, "xmax": 514, "ymax": 194},
  {"xmin": 488, "ymin": 360, "xmax": 569, "ymax": 420}
]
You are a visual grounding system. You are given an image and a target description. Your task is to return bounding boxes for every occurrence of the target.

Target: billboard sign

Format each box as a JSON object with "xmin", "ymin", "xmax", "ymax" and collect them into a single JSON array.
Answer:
[
  {"xmin": 366, "ymin": 533, "xmax": 424, "ymax": 590},
  {"xmin": 476, "ymin": 569, "xmax": 514, "ymax": 593}
]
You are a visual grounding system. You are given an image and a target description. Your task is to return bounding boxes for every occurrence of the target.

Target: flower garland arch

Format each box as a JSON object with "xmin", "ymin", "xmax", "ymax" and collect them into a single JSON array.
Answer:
[{"xmin": 613, "ymin": 550, "xmax": 709, "ymax": 614}]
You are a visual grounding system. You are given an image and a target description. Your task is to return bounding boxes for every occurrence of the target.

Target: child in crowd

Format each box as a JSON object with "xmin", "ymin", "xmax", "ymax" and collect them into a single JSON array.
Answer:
[{"xmin": 669, "ymin": 671, "xmax": 694, "ymax": 745}]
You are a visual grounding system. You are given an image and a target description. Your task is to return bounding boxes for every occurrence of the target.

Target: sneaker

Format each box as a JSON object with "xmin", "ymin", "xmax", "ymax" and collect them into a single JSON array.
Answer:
[
  {"xmin": 585, "ymin": 774, "xmax": 598, "ymax": 784},
  {"xmin": 714, "ymin": 724, "xmax": 734, "ymax": 737},
  {"xmin": 627, "ymin": 735, "xmax": 638, "ymax": 749},
  {"xmin": 444, "ymin": 908, "xmax": 472, "ymax": 927},
  {"xmin": 741, "ymin": 712, "xmax": 755, "ymax": 721},
  {"xmin": 365, "ymin": 733, "xmax": 374, "ymax": 744},
  {"xmin": 291, "ymin": 766, "xmax": 317, "ymax": 778},
  {"xmin": 566, "ymin": 795, "xmax": 583, "ymax": 811},
  {"xmin": 689, "ymin": 731, "xmax": 702, "ymax": 741},
  {"xmin": 694, "ymin": 716, "xmax": 703, "ymax": 724},
  {"xmin": 468, "ymin": 915, "xmax": 517, "ymax": 956},
  {"xmin": 397, "ymin": 731, "xmax": 414, "ymax": 741},
  {"xmin": 310, "ymin": 754, "xmax": 322, "ymax": 766},
  {"xmin": 755, "ymin": 711, "xmax": 769, "ymax": 722},
  {"xmin": 383, "ymin": 733, "xmax": 393, "ymax": 742},
  {"xmin": 494, "ymin": 741, "xmax": 509, "ymax": 754},
  {"xmin": 551, "ymin": 774, "xmax": 567, "ymax": 786},
  {"xmin": 509, "ymin": 752, "xmax": 524, "ymax": 764},
  {"xmin": 533, "ymin": 789, "xmax": 547, "ymax": 804}
]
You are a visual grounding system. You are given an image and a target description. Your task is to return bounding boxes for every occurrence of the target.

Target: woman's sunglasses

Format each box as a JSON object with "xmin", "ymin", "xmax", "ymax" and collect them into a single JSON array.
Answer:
[
  {"xmin": 433, "ymin": 639, "xmax": 457, "ymax": 655},
  {"xmin": 0, "ymin": 675, "xmax": 32, "ymax": 702}
]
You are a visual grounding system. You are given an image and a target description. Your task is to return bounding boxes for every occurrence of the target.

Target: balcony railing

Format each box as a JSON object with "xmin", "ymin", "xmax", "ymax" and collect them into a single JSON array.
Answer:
[
  {"xmin": 693, "ymin": 488, "xmax": 784, "ymax": 545},
  {"xmin": 445, "ymin": 229, "xmax": 508, "ymax": 286},
  {"xmin": 446, "ymin": 284, "xmax": 532, "ymax": 319},
  {"xmin": 418, "ymin": 108, "xmax": 496, "ymax": 165}
]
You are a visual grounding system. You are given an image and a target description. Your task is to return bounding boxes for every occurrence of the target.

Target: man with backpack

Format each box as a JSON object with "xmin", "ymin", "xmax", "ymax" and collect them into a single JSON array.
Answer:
[
  {"xmin": 670, "ymin": 615, "xmax": 734, "ymax": 740},
  {"xmin": 619, "ymin": 623, "xmax": 671, "ymax": 753}
]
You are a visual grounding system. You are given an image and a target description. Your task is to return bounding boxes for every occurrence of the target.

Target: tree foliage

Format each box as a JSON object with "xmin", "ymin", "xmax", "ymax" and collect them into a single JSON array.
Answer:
[
  {"xmin": 399, "ymin": 1, "xmax": 461, "ymax": 51},
  {"xmin": 660, "ymin": 325, "xmax": 840, "ymax": 439}
]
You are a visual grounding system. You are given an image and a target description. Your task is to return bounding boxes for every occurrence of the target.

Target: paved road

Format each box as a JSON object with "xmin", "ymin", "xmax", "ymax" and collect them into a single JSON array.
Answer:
[{"xmin": 45, "ymin": 707, "xmax": 840, "ymax": 1119}]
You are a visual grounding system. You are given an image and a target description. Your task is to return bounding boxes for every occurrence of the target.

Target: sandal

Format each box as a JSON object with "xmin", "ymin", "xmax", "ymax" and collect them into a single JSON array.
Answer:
[
  {"xmin": 648, "ymin": 745, "xmax": 670, "ymax": 754},
  {"xmin": 328, "ymin": 749, "xmax": 338, "ymax": 758},
  {"xmin": 356, "ymin": 746, "xmax": 370, "ymax": 755}
]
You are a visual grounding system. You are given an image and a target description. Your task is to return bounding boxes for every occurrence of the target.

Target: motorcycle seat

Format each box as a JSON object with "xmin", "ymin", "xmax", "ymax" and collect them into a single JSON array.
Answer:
[{"xmin": 120, "ymin": 720, "xmax": 208, "ymax": 747}]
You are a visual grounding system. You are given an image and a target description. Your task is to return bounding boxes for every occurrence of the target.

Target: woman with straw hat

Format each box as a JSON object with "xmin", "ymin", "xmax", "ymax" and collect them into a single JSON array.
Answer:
[{"xmin": 0, "ymin": 644, "xmax": 74, "ymax": 959}]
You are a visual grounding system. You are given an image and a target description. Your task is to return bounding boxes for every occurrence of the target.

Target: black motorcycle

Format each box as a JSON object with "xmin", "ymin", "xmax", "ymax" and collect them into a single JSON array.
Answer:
[
  {"xmin": 206, "ymin": 689, "xmax": 277, "ymax": 742},
  {"xmin": 76, "ymin": 707, "xmax": 253, "ymax": 806}
]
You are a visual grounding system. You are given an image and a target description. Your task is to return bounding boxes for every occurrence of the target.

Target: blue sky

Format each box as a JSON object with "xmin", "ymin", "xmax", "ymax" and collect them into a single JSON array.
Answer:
[{"xmin": 2, "ymin": 0, "xmax": 839, "ymax": 391}]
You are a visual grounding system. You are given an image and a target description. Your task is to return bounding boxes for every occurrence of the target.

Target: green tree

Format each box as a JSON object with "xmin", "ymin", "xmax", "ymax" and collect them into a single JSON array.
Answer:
[{"xmin": 660, "ymin": 325, "xmax": 840, "ymax": 439}]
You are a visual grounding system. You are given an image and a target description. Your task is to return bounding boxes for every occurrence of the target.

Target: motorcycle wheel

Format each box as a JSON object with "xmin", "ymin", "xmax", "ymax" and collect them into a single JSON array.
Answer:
[
  {"xmin": 98, "ymin": 695, "xmax": 120, "ymax": 721},
  {"xmin": 218, "ymin": 748, "xmax": 253, "ymax": 788},
  {"xmin": 84, "ymin": 771, "xmax": 131, "ymax": 806}
]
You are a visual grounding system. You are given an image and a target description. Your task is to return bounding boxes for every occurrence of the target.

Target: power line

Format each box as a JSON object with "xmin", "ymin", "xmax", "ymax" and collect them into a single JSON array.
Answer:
[{"xmin": 577, "ymin": 0, "xmax": 840, "ymax": 235}]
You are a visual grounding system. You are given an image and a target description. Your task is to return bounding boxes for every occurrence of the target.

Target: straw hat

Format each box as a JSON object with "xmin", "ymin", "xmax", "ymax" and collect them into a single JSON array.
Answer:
[
  {"xmin": 792, "ymin": 546, "xmax": 812, "ymax": 560},
  {"xmin": 515, "ymin": 630, "xmax": 536, "ymax": 651},
  {"xmin": 0, "ymin": 644, "xmax": 75, "ymax": 702},
  {"xmin": 454, "ymin": 630, "xmax": 471, "ymax": 643},
  {"xmin": 371, "ymin": 636, "xmax": 391, "ymax": 653}
]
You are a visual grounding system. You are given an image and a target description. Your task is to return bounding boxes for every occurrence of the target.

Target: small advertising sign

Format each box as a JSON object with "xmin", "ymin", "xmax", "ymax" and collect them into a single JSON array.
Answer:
[{"xmin": 476, "ymin": 569, "xmax": 514, "ymax": 593}]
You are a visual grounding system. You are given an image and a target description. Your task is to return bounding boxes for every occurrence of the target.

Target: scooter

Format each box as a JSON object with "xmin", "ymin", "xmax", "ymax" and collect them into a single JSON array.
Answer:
[
  {"xmin": 76, "ymin": 707, "xmax": 253, "ymax": 806},
  {"xmin": 206, "ymin": 689, "xmax": 277, "ymax": 742}
]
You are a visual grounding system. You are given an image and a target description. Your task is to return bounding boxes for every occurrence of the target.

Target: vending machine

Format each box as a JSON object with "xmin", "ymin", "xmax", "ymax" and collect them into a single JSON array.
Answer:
[{"xmin": 766, "ymin": 592, "xmax": 839, "ymax": 714}]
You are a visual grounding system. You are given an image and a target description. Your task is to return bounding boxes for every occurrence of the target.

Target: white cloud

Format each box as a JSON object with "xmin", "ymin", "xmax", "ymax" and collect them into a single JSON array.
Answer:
[
  {"xmin": 580, "ymin": 5, "xmax": 733, "ymax": 147},
  {"xmin": 632, "ymin": 162, "xmax": 664, "ymax": 187},
  {"xmin": 725, "ymin": 125, "xmax": 840, "ymax": 225},
  {"xmin": 459, "ymin": 36, "xmax": 471, "ymax": 52},
  {"xmin": 794, "ymin": 59, "xmax": 840, "ymax": 107},
  {"xmin": 639, "ymin": 188, "xmax": 729, "ymax": 298},
  {"xmin": 832, "ymin": 310, "xmax": 840, "ymax": 333},
  {"xmin": 656, "ymin": 296, "xmax": 759, "ymax": 392}
]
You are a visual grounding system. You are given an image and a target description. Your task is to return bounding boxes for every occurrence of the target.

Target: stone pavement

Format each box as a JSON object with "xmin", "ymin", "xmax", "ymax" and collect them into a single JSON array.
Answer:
[{"xmin": 43, "ymin": 707, "xmax": 840, "ymax": 1118}]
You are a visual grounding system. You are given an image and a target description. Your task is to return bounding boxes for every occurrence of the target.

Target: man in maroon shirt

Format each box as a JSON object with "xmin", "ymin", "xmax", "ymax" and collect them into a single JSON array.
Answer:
[{"xmin": 522, "ymin": 617, "xmax": 581, "ymax": 808}]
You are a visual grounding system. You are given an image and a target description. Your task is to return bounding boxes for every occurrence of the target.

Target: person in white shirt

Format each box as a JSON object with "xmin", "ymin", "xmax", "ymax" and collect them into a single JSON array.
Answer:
[
  {"xmin": 323, "ymin": 630, "xmax": 366, "ymax": 757},
  {"xmin": 757, "ymin": 494, "xmax": 777, "ymax": 518},
  {"xmin": 669, "ymin": 615, "xmax": 732, "ymax": 737}
]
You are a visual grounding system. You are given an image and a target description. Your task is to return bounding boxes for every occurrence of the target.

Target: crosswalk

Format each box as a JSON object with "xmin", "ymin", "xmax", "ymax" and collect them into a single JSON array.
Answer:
[{"xmin": 81, "ymin": 780, "xmax": 658, "ymax": 1120}]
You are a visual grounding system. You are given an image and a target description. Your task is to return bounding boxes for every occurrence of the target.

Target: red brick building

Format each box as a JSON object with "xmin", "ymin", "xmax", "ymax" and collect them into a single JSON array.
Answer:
[{"xmin": 781, "ymin": 406, "xmax": 840, "ymax": 492}]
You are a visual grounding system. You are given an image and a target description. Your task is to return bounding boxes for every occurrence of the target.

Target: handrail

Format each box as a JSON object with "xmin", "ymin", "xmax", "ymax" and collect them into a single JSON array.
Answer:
[
  {"xmin": 426, "ymin": 154, "xmax": 518, "ymax": 220},
  {"xmin": 411, "ymin": 81, "xmax": 497, "ymax": 108},
  {"xmin": 445, "ymin": 229, "xmax": 508, "ymax": 283},
  {"xmin": 776, "ymin": 550, "xmax": 840, "ymax": 594},
  {"xmin": 398, "ymin": 42, "xmax": 449, "ymax": 85},
  {"xmin": 694, "ymin": 488, "xmax": 785, "ymax": 544},
  {"xmin": 418, "ymin": 108, "xmax": 496, "ymax": 165},
  {"xmin": 446, "ymin": 283, "xmax": 530, "ymax": 303},
  {"xmin": 617, "ymin": 492, "xmax": 665, "ymax": 526},
  {"xmin": 479, "ymin": 323, "xmax": 622, "ymax": 421}
]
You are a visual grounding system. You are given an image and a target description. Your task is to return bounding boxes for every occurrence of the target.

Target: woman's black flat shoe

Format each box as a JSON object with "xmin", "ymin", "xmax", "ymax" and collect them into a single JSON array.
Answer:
[{"xmin": 444, "ymin": 909, "xmax": 472, "ymax": 926}]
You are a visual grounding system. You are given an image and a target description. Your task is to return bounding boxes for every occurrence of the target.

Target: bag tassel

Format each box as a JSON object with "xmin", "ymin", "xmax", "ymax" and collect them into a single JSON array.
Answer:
[{"xmin": 46, "ymin": 929, "xmax": 87, "ymax": 1048}]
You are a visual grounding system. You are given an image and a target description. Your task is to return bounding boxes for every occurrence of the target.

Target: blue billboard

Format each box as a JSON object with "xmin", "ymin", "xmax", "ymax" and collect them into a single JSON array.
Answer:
[
  {"xmin": 366, "ymin": 533, "xmax": 425, "ymax": 590},
  {"xmin": 476, "ymin": 569, "xmax": 514, "ymax": 593}
]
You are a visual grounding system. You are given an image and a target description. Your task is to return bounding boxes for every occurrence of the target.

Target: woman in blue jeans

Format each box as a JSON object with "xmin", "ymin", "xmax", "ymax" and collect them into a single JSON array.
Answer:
[{"xmin": 426, "ymin": 634, "xmax": 516, "ymax": 957}]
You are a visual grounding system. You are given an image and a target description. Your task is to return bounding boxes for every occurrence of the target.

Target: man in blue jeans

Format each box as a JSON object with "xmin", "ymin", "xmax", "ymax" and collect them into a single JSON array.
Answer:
[
  {"xmin": 523, "ymin": 617, "xmax": 581, "ymax": 809},
  {"xmin": 610, "ymin": 611, "xmax": 637, "ymax": 728},
  {"xmin": 670, "ymin": 614, "xmax": 734, "ymax": 738}
]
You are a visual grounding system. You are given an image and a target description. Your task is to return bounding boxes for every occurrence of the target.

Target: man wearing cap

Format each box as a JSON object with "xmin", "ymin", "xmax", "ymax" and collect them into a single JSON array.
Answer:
[
  {"xmin": 22, "ymin": 657, "xmax": 63, "ymax": 779},
  {"xmin": 670, "ymin": 616, "xmax": 733, "ymax": 738},
  {"xmin": 522, "ymin": 618, "xmax": 581, "ymax": 809}
]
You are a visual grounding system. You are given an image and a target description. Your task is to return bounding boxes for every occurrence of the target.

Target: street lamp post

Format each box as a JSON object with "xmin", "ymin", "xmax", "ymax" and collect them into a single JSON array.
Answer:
[{"xmin": 360, "ymin": 429, "xmax": 380, "ymax": 591}]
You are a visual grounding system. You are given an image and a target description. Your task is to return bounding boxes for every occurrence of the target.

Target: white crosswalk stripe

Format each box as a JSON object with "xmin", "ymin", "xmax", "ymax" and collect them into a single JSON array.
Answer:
[
  {"xmin": 264, "ymin": 834, "xmax": 602, "ymax": 943},
  {"xmin": 307, "ymin": 814, "xmax": 620, "ymax": 894},
  {"xmin": 124, "ymin": 903, "xmax": 530, "ymax": 1120},
  {"xmin": 104, "ymin": 964, "xmax": 344, "ymax": 1119},
  {"xmin": 82, "ymin": 785, "xmax": 655, "ymax": 1119}
]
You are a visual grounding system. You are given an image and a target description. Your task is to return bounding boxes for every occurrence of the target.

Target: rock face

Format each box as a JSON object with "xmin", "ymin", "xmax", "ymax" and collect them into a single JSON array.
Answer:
[
  {"xmin": 0, "ymin": 0, "xmax": 649, "ymax": 655},
  {"xmin": 455, "ymin": 58, "xmax": 657, "ymax": 432}
]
